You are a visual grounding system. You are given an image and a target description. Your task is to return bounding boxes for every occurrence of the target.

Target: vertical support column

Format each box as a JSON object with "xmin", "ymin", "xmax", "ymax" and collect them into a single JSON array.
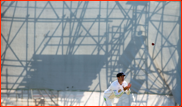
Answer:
[
  {"xmin": 6, "ymin": 69, "xmax": 8, "ymax": 91},
  {"xmin": 118, "ymin": 26, "xmax": 121, "ymax": 71},
  {"xmin": 26, "ymin": 1, "xmax": 29, "ymax": 106},
  {"xmin": 34, "ymin": 1, "xmax": 36, "ymax": 53},
  {"xmin": 31, "ymin": 89, "xmax": 33, "ymax": 99},
  {"xmin": 57, "ymin": 90, "xmax": 59, "ymax": 104},
  {"xmin": 98, "ymin": 1, "xmax": 101, "ymax": 55},
  {"xmin": 28, "ymin": 90, "xmax": 30, "ymax": 106},
  {"xmin": 144, "ymin": 2, "xmax": 150, "ymax": 105},
  {"xmin": 106, "ymin": 1, "xmax": 109, "ymax": 88},
  {"xmin": 69, "ymin": 1, "xmax": 72, "ymax": 54},
  {"xmin": 134, "ymin": 6, "xmax": 137, "ymax": 73},
  {"xmin": 21, "ymin": 90, "xmax": 23, "ymax": 105},
  {"xmin": 108, "ymin": 24, "xmax": 111, "ymax": 83},
  {"xmin": 16, "ymin": 90, "xmax": 17, "ymax": 105},
  {"xmin": 98, "ymin": 3, "xmax": 102, "ymax": 105},
  {"xmin": 62, "ymin": 1, "xmax": 64, "ymax": 55},
  {"xmin": 161, "ymin": 2, "xmax": 164, "ymax": 88},
  {"xmin": 110, "ymin": 26, "xmax": 113, "ymax": 80},
  {"xmin": 131, "ymin": 5, "xmax": 137, "ymax": 79}
]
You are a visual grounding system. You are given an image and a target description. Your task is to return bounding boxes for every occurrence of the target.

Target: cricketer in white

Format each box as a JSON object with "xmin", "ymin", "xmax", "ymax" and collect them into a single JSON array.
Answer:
[{"xmin": 103, "ymin": 72, "xmax": 131, "ymax": 106}]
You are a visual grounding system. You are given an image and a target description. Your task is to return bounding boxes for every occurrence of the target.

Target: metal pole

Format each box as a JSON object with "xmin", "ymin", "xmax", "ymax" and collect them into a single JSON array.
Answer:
[
  {"xmin": 26, "ymin": 1, "xmax": 29, "ymax": 106},
  {"xmin": 31, "ymin": 89, "xmax": 33, "ymax": 99},
  {"xmin": 16, "ymin": 90, "xmax": 17, "ymax": 105},
  {"xmin": 57, "ymin": 90, "xmax": 59, "ymax": 104}
]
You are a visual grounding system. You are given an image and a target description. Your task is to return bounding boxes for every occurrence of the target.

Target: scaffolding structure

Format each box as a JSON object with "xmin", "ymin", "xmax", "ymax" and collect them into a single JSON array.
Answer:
[{"xmin": 1, "ymin": 1, "xmax": 181, "ymax": 106}]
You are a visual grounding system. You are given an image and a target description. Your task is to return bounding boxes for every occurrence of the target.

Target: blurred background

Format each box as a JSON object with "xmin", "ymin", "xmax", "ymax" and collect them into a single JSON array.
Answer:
[{"xmin": 1, "ymin": 1, "xmax": 181, "ymax": 106}]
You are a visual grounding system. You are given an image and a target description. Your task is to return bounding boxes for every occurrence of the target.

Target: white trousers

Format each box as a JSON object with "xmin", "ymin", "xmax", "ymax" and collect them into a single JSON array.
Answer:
[{"xmin": 104, "ymin": 95, "xmax": 114, "ymax": 106}]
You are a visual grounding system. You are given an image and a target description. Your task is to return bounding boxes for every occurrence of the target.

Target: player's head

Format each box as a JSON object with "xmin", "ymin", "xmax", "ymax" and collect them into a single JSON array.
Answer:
[{"xmin": 116, "ymin": 72, "xmax": 125, "ymax": 82}]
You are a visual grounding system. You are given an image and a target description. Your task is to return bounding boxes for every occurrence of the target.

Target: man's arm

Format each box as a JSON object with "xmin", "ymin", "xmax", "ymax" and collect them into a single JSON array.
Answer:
[
  {"xmin": 123, "ymin": 86, "xmax": 129, "ymax": 91},
  {"xmin": 123, "ymin": 83, "xmax": 131, "ymax": 95},
  {"xmin": 123, "ymin": 84, "xmax": 130, "ymax": 90}
]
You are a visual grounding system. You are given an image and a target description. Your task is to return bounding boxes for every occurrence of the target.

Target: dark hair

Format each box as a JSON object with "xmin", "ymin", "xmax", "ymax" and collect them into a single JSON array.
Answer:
[{"xmin": 116, "ymin": 72, "xmax": 125, "ymax": 77}]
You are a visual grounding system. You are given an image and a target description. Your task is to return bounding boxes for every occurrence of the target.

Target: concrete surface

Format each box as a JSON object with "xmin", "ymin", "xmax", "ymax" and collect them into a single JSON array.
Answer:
[{"xmin": 1, "ymin": 90, "xmax": 175, "ymax": 106}]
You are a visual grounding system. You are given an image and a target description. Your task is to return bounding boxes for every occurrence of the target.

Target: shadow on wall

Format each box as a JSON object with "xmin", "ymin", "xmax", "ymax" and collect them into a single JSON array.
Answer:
[
  {"xmin": 117, "ymin": 36, "xmax": 146, "ymax": 93},
  {"xmin": 19, "ymin": 55, "xmax": 106, "ymax": 91},
  {"xmin": 118, "ymin": 36, "xmax": 146, "ymax": 72},
  {"xmin": 34, "ymin": 98, "xmax": 45, "ymax": 106},
  {"xmin": 1, "ymin": 0, "xmax": 180, "ymax": 105}
]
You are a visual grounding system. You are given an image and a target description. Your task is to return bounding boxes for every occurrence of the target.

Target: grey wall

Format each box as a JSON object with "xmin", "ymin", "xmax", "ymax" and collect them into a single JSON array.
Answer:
[{"xmin": 1, "ymin": 1, "xmax": 181, "ymax": 105}]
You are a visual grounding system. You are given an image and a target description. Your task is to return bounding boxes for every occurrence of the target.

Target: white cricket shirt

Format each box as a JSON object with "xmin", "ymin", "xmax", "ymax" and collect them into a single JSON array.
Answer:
[{"xmin": 104, "ymin": 80, "xmax": 130, "ymax": 99}]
